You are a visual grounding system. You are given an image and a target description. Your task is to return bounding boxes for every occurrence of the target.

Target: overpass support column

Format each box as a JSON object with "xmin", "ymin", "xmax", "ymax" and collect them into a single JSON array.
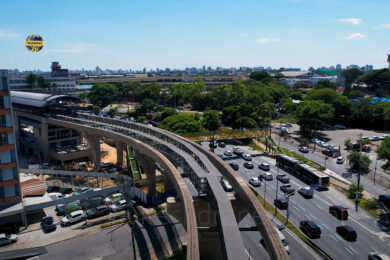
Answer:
[
  {"xmin": 115, "ymin": 140, "xmax": 125, "ymax": 165},
  {"xmin": 84, "ymin": 134, "xmax": 101, "ymax": 170},
  {"xmin": 135, "ymin": 152, "xmax": 157, "ymax": 196},
  {"xmin": 164, "ymin": 173, "xmax": 174, "ymax": 192}
]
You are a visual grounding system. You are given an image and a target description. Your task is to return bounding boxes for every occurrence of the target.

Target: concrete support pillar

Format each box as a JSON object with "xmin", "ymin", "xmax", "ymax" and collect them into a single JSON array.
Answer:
[
  {"xmin": 135, "ymin": 152, "xmax": 156, "ymax": 196},
  {"xmin": 115, "ymin": 140, "xmax": 125, "ymax": 165},
  {"xmin": 231, "ymin": 197, "xmax": 250, "ymax": 223},
  {"xmin": 40, "ymin": 123, "xmax": 49, "ymax": 161},
  {"xmin": 164, "ymin": 173, "xmax": 174, "ymax": 192},
  {"xmin": 84, "ymin": 134, "xmax": 101, "ymax": 170}
]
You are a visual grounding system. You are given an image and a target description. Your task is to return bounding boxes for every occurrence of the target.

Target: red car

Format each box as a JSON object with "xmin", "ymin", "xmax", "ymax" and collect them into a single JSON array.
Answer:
[{"xmin": 329, "ymin": 206, "xmax": 348, "ymax": 220}]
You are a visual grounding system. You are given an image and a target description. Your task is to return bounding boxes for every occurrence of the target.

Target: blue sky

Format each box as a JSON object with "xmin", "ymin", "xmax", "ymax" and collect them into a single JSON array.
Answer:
[{"xmin": 1, "ymin": 0, "xmax": 390, "ymax": 71}]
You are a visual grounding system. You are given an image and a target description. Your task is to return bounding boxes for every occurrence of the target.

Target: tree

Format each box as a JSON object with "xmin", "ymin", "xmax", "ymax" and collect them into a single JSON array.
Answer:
[
  {"xmin": 357, "ymin": 69, "xmax": 390, "ymax": 90},
  {"xmin": 347, "ymin": 151, "xmax": 372, "ymax": 172},
  {"xmin": 290, "ymin": 92, "xmax": 302, "ymax": 100},
  {"xmin": 159, "ymin": 114, "xmax": 205, "ymax": 133},
  {"xmin": 88, "ymin": 83, "xmax": 118, "ymax": 108},
  {"xmin": 202, "ymin": 109, "xmax": 220, "ymax": 131},
  {"xmin": 315, "ymin": 80, "xmax": 337, "ymax": 90},
  {"xmin": 344, "ymin": 138, "xmax": 352, "ymax": 150},
  {"xmin": 137, "ymin": 83, "xmax": 161, "ymax": 102},
  {"xmin": 78, "ymin": 91, "xmax": 89, "ymax": 101},
  {"xmin": 92, "ymin": 105, "xmax": 101, "ymax": 115},
  {"xmin": 137, "ymin": 115, "xmax": 147, "ymax": 123},
  {"xmin": 186, "ymin": 77, "xmax": 206, "ymax": 103},
  {"xmin": 140, "ymin": 98, "xmax": 155, "ymax": 116},
  {"xmin": 37, "ymin": 76, "xmax": 46, "ymax": 88},
  {"xmin": 249, "ymin": 71, "xmax": 271, "ymax": 81},
  {"xmin": 296, "ymin": 101, "xmax": 335, "ymax": 134},
  {"xmin": 377, "ymin": 138, "xmax": 390, "ymax": 171},
  {"xmin": 222, "ymin": 104, "xmax": 258, "ymax": 129},
  {"xmin": 108, "ymin": 107, "xmax": 118, "ymax": 117},
  {"xmin": 341, "ymin": 68, "xmax": 363, "ymax": 86},
  {"xmin": 347, "ymin": 183, "xmax": 364, "ymax": 199},
  {"xmin": 26, "ymin": 73, "xmax": 38, "ymax": 88},
  {"xmin": 157, "ymin": 107, "xmax": 177, "ymax": 122}
]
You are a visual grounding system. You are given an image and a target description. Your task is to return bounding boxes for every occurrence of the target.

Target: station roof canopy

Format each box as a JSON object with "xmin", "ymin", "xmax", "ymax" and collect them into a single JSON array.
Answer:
[{"xmin": 10, "ymin": 91, "xmax": 80, "ymax": 108}]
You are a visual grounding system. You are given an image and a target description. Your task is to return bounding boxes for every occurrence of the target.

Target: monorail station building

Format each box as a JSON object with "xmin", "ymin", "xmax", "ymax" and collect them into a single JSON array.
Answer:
[{"xmin": 10, "ymin": 91, "xmax": 94, "ymax": 167}]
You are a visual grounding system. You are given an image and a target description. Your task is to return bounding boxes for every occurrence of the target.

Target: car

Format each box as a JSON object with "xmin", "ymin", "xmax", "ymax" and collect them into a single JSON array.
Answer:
[
  {"xmin": 177, "ymin": 106, "xmax": 184, "ymax": 110},
  {"xmin": 379, "ymin": 135, "xmax": 389, "ymax": 140},
  {"xmin": 242, "ymin": 154, "xmax": 252, "ymax": 161},
  {"xmin": 258, "ymin": 163, "xmax": 270, "ymax": 171},
  {"xmin": 368, "ymin": 252, "xmax": 390, "ymax": 260},
  {"xmin": 280, "ymin": 127, "xmax": 291, "ymax": 135},
  {"xmin": 336, "ymin": 225, "xmax": 357, "ymax": 241},
  {"xmin": 379, "ymin": 195, "xmax": 390, "ymax": 209},
  {"xmin": 274, "ymin": 198, "xmax": 288, "ymax": 210},
  {"xmin": 61, "ymin": 210, "xmax": 86, "ymax": 226},
  {"xmin": 334, "ymin": 124, "xmax": 346, "ymax": 129},
  {"xmin": 322, "ymin": 149, "xmax": 333, "ymax": 156},
  {"xmin": 327, "ymin": 144, "xmax": 339, "ymax": 151},
  {"xmin": 218, "ymin": 141, "xmax": 226, "ymax": 148},
  {"xmin": 329, "ymin": 205, "xmax": 348, "ymax": 220},
  {"xmin": 104, "ymin": 193, "xmax": 122, "ymax": 205},
  {"xmin": 299, "ymin": 146, "xmax": 309, "ymax": 153},
  {"xmin": 277, "ymin": 174, "xmax": 290, "ymax": 184},
  {"xmin": 249, "ymin": 177, "xmax": 261, "ymax": 187},
  {"xmin": 319, "ymin": 141, "xmax": 328, "ymax": 148},
  {"xmin": 228, "ymin": 162, "xmax": 239, "ymax": 170},
  {"xmin": 276, "ymin": 228, "xmax": 290, "ymax": 255},
  {"xmin": 275, "ymin": 124, "xmax": 282, "ymax": 129},
  {"xmin": 217, "ymin": 153, "xmax": 223, "ymax": 158},
  {"xmin": 261, "ymin": 172, "xmax": 273, "ymax": 181},
  {"xmin": 370, "ymin": 136, "xmax": 380, "ymax": 141},
  {"xmin": 110, "ymin": 200, "xmax": 127, "ymax": 212},
  {"xmin": 73, "ymin": 187, "xmax": 92, "ymax": 196},
  {"xmin": 336, "ymin": 156, "xmax": 345, "ymax": 164},
  {"xmin": 299, "ymin": 220, "xmax": 321, "ymax": 238},
  {"xmin": 280, "ymin": 184, "xmax": 295, "ymax": 195},
  {"xmin": 298, "ymin": 187, "xmax": 314, "ymax": 198},
  {"xmin": 283, "ymin": 123, "xmax": 292, "ymax": 127},
  {"xmin": 233, "ymin": 147, "xmax": 244, "ymax": 155},
  {"xmin": 224, "ymin": 150, "xmax": 233, "ymax": 156},
  {"xmin": 0, "ymin": 233, "xmax": 17, "ymax": 246},
  {"xmin": 244, "ymin": 162, "xmax": 254, "ymax": 169},
  {"xmin": 49, "ymin": 192, "xmax": 65, "ymax": 200},
  {"xmin": 220, "ymin": 179, "xmax": 233, "ymax": 192},
  {"xmin": 41, "ymin": 216, "xmax": 57, "ymax": 232},
  {"xmin": 311, "ymin": 138, "xmax": 319, "ymax": 144},
  {"xmin": 86, "ymin": 205, "xmax": 110, "ymax": 219}
]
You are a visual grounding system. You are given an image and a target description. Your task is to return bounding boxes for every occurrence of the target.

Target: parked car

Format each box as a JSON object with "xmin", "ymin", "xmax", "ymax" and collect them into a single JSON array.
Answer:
[
  {"xmin": 258, "ymin": 163, "xmax": 270, "ymax": 171},
  {"xmin": 41, "ymin": 216, "xmax": 57, "ymax": 232},
  {"xmin": 104, "ymin": 193, "xmax": 122, "ymax": 205},
  {"xmin": 55, "ymin": 202, "xmax": 81, "ymax": 216},
  {"xmin": 275, "ymin": 124, "xmax": 282, "ymax": 129},
  {"xmin": 322, "ymin": 149, "xmax": 333, "ymax": 156},
  {"xmin": 336, "ymin": 156, "xmax": 345, "ymax": 164},
  {"xmin": 311, "ymin": 138, "xmax": 319, "ymax": 144},
  {"xmin": 249, "ymin": 177, "xmax": 261, "ymax": 187},
  {"xmin": 274, "ymin": 198, "xmax": 288, "ymax": 210},
  {"xmin": 280, "ymin": 184, "xmax": 295, "ymax": 195},
  {"xmin": 244, "ymin": 162, "xmax": 254, "ymax": 169},
  {"xmin": 379, "ymin": 135, "xmax": 389, "ymax": 140},
  {"xmin": 0, "ymin": 233, "xmax": 17, "ymax": 246},
  {"xmin": 298, "ymin": 187, "xmax": 314, "ymax": 198},
  {"xmin": 277, "ymin": 174, "xmax": 290, "ymax": 184},
  {"xmin": 49, "ymin": 192, "xmax": 65, "ymax": 200},
  {"xmin": 336, "ymin": 225, "xmax": 357, "ymax": 241},
  {"xmin": 261, "ymin": 172, "xmax": 273, "ymax": 181},
  {"xmin": 217, "ymin": 153, "xmax": 223, "ymax": 158},
  {"xmin": 220, "ymin": 179, "xmax": 233, "ymax": 192},
  {"xmin": 300, "ymin": 220, "xmax": 321, "ymax": 238},
  {"xmin": 73, "ymin": 187, "xmax": 92, "ymax": 196},
  {"xmin": 86, "ymin": 205, "xmax": 110, "ymax": 219},
  {"xmin": 368, "ymin": 252, "xmax": 390, "ymax": 260},
  {"xmin": 229, "ymin": 162, "xmax": 239, "ymax": 171},
  {"xmin": 334, "ymin": 124, "xmax": 346, "ymax": 129},
  {"xmin": 319, "ymin": 141, "xmax": 328, "ymax": 148},
  {"xmin": 299, "ymin": 146, "xmax": 309, "ymax": 153},
  {"xmin": 218, "ymin": 141, "xmax": 226, "ymax": 148},
  {"xmin": 243, "ymin": 154, "xmax": 252, "ymax": 161},
  {"xmin": 329, "ymin": 205, "xmax": 349, "ymax": 220},
  {"xmin": 224, "ymin": 150, "xmax": 233, "ymax": 156},
  {"xmin": 233, "ymin": 147, "xmax": 244, "ymax": 155},
  {"xmin": 59, "ymin": 188, "xmax": 73, "ymax": 195},
  {"xmin": 370, "ymin": 136, "xmax": 380, "ymax": 141},
  {"xmin": 61, "ymin": 210, "xmax": 86, "ymax": 226},
  {"xmin": 283, "ymin": 123, "xmax": 292, "ymax": 127},
  {"xmin": 110, "ymin": 200, "xmax": 127, "ymax": 212}
]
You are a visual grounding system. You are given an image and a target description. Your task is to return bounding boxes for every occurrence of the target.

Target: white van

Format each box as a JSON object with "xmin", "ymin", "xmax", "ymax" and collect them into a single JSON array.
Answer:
[{"xmin": 276, "ymin": 228, "xmax": 290, "ymax": 254}]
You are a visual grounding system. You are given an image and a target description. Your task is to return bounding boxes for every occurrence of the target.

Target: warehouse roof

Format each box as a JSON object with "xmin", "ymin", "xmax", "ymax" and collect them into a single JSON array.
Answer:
[{"xmin": 10, "ymin": 91, "xmax": 79, "ymax": 108}]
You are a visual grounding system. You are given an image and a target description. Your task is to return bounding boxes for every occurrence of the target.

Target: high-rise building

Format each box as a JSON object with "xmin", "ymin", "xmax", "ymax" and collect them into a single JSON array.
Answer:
[
  {"xmin": 0, "ymin": 70, "xmax": 22, "ymax": 225},
  {"xmin": 387, "ymin": 54, "xmax": 390, "ymax": 69},
  {"xmin": 362, "ymin": 65, "xmax": 373, "ymax": 73},
  {"xmin": 336, "ymin": 64, "xmax": 342, "ymax": 71},
  {"xmin": 95, "ymin": 66, "xmax": 102, "ymax": 76}
]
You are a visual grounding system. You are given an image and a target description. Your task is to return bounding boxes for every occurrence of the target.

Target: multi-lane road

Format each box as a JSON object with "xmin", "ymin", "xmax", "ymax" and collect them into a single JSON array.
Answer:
[{"xmin": 205, "ymin": 142, "xmax": 390, "ymax": 259}]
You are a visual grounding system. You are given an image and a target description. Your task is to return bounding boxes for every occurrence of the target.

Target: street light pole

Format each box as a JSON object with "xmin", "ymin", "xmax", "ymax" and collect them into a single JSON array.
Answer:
[
  {"xmin": 374, "ymin": 157, "xmax": 378, "ymax": 184},
  {"xmin": 356, "ymin": 133, "xmax": 363, "ymax": 212}
]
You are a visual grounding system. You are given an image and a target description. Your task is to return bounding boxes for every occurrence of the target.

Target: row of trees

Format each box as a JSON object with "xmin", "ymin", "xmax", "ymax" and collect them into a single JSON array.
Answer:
[{"xmin": 26, "ymin": 73, "xmax": 58, "ymax": 89}]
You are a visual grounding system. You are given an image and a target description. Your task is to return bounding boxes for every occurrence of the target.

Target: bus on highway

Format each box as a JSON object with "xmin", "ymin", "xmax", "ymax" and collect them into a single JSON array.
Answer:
[{"xmin": 276, "ymin": 154, "xmax": 330, "ymax": 189}]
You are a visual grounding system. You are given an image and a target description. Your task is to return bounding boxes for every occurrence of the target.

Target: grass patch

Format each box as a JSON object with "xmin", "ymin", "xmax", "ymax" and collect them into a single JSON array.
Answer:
[
  {"xmin": 101, "ymin": 218, "xmax": 127, "ymax": 228},
  {"xmin": 156, "ymin": 182, "xmax": 165, "ymax": 193},
  {"xmin": 280, "ymin": 147, "xmax": 325, "ymax": 171},
  {"xmin": 101, "ymin": 150, "xmax": 108, "ymax": 158},
  {"xmin": 248, "ymin": 142, "xmax": 264, "ymax": 152},
  {"xmin": 337, "ymin": 186, "xmax": 379, "ymax": 219},
  {"xmin": 272, "ymin": 117, "xmax": 298, "ymax": 124}
]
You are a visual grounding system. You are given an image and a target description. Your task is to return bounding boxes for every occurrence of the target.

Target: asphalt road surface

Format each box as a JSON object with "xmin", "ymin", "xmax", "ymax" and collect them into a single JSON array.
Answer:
[{"xmin": 207, "ymin": 142, "xmax": 390, "ymax": 259}]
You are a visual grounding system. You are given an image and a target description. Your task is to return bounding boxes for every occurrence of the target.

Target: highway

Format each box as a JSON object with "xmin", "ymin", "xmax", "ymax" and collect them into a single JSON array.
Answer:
[{"xmin": 205, "ymin": 142, "xmax": 390, "ymax": 259}]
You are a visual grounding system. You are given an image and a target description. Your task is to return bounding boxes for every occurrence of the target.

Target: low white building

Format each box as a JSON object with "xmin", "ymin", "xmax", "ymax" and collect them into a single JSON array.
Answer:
[{"xmin": 8, "ymin": 74, "xmax": 76, "ymax": 94}]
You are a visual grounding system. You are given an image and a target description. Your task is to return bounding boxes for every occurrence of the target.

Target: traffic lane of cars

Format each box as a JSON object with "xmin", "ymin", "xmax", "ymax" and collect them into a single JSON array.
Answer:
[{"xmin": 231, "ymin": 155, "xmax": 383, "ymax": 259}]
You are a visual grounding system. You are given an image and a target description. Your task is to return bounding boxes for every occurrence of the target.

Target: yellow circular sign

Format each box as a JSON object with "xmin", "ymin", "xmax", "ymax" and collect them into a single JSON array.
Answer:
[{"xmin": 25, "ymin": 35, "xmax": 44, "ymax": 52}]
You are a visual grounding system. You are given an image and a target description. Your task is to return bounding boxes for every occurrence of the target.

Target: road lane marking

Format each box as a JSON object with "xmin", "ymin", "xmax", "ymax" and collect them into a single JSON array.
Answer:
[
  {"xmin": 299, "ymin": 206, "xmax": 306, "ymax": 212},
  {"xmin": 349, "ymin": 217, "xmax": 390, "ymax": 240},
  {"xmin": 309, "ymin": 214, "xmax": 317, "ymax": 220},
  {"xmin": 345, "ymin": 245, "xmax": 357, "ymax": 255},
  {"xmin": 330, "ymin": 234, "xmax": 339, "ymax": 241},
  {"xmin": 294, "ymin": 206, "xmax": 301, "ymax": 211},
  {"xmin": 244, "ymin": 248, "xmax": 253, "ymax": 260},
  {"xmin": 322, "ymin": 223, "xmax": 329, "ymax": 230},
  {"xmin": 304, "ymin": 214, "xmax": 312, "ymax": 220}
]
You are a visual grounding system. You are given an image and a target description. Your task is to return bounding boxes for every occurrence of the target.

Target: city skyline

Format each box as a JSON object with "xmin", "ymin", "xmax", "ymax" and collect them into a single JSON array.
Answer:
[{"xmin": 1, "ymin": 0, "xmax": 390, "ymax": 70}]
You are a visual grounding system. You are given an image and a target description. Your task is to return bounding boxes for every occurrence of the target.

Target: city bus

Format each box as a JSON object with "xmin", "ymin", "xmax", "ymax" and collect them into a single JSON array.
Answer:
[{"xmin": 276, "ymin": 154, "xmax": 330, "ymax": 189}]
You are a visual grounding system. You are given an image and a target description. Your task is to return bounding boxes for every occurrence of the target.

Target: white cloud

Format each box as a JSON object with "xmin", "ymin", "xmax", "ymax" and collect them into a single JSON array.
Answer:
[
  {"xmin": 378, "ymin": 24, "xmax": 390, "ymax": 29},
  {"xmin": 256, "ymin": 38, "xmax": 280, "ymax": 44},
  {"xmin": 0, "ymin": 29, "xmax": 20, "ymax": 38},
  {"xmin": 345, "ymin": 33, "xmax": 366, "ymax": 40},
  {"xmin": 339, "ymin": 18, "xmax": 362, "ymax": 25},
  {"xmin": 48, "ymin": 43, "xmax": 95, "ymax": 54}
]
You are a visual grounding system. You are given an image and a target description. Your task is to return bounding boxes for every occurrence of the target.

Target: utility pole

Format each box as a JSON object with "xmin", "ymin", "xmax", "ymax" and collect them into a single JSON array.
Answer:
[{"xmin": 356, "ymin": 133, "xmax": 363, "ymax": 212}]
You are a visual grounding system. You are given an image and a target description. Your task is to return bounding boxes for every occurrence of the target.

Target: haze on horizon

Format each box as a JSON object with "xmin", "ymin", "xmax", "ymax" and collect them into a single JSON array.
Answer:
[{"xmin": 1, "ymin": 0, "xmax": 390, "ymax": 71}]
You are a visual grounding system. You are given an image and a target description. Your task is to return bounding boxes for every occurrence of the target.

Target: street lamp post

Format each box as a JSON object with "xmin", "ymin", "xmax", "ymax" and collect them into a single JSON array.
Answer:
[{"xmin": 356, "ymin": 133, "xmax": 363, "ymax": 212}]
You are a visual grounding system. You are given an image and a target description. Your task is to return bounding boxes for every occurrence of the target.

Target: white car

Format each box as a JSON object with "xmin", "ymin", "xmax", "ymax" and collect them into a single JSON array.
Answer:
[
  {"xmin": 49, "ymin": 192, "xmax": 65, "ymax": 200},
  {"xmin": 104, "ymin": 193, "xmax": 122, "ymax": 205},
  {"xmin": 61, "ymin": 210, "xmax": 86, "ymax": 226},
  {"xmin": 242, "ymin": 154, "xmax": 252, "ymax": 161},
  {"xmin": 0, "ymin": 234, "xmax": 17, "ymax": 246},
  {"xmin": 224, "ymin": 150, "xmax": 233, "ymax": 156},
  {"xmin": 261, "ymin": 172, "xmax": 273, "ymax": 181},
  {"xmin": 110, "ymin": 200, "xmax": 127, "ymax": 212},
  {"xmin": 249, "ymin": 177, "xmax": 261, "ymax": 187},
  {"xmin": 319, "ymin": 141, "xmax": 328, "ymax": 148},
  {"xmin": 368, "ymin": 252, "xmax": 390, "ymax": 260},
  {"xmin": 336, "ymin": 156, "xmax": 345, "ymax": 164},
  {"xmin": 379, "ymin": 135, "xmax": 388, "ymax": 140}
]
